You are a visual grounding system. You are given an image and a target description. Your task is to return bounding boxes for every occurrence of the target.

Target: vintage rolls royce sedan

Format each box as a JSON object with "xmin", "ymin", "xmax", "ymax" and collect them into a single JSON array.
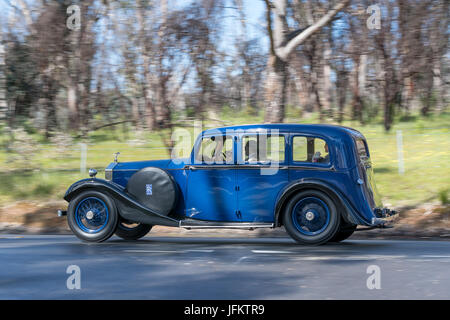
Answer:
[{"xmin": 59, "ymin": 124, "xmax": 396, "ymax": 244}]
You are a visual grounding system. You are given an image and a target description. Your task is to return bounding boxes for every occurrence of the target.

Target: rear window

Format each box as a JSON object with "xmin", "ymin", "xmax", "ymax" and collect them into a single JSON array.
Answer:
[
  {"xmin": 292, "ymin": 136, "xmax": 330, "ymax": 164},
  {"xmin": 355, "ymin": 139, "xmax": 369, "ymax": 159}
]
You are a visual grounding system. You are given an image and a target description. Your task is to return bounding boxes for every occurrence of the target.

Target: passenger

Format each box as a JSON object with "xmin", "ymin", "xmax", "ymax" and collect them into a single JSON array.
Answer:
[{"xmin": 312, "ymin": 143, "xmax": 330, "ymax": 163}]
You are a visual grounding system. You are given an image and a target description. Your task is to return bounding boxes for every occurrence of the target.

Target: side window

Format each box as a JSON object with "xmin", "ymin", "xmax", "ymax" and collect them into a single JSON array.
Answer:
[
  {"xmin": 196, "ymin": 135, "xmax": 233, "ymax": 164},
  {"xmin": 242, "ymin": 135, "xmax": 285, "ymax": 163},
  {"xmin": 292, "ymin": 136, "xmax": 330, "ymax": 164}
]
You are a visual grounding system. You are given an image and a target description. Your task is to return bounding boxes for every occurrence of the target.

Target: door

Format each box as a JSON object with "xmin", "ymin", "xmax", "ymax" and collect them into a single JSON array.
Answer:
[
  {"xmin": 236, "ymin": 134, "xmax": 289, "ymax": 222},
  {"xmin": 185, "ymin": 134, "xmax": 239, "ymax": 221}
]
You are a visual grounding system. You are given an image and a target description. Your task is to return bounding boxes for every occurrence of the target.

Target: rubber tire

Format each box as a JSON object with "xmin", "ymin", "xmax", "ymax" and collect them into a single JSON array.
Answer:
[
  {"xmin": 283, "ymin": 190, "xmax": 340, "ymax": 245},
  {"xmin": 115, "ymin": 221, "xmax": 153, "ymax": 240},
  {"xmin": 67, "ymin": 190, "xmax": 119, "ymax": 242},
  {"xmin": 329, "ymin": 222, "xmax": 357, "ymax": 242}
]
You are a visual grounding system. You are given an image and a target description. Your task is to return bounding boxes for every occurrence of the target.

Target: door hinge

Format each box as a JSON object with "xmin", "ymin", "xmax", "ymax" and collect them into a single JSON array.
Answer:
[
  {"xmin": 235, "ymin": 210, "xmax": 242, "ymax": 219},
  {"xmin": 235, "ymin": 186, "xmax": 240, "ymax": 191}
]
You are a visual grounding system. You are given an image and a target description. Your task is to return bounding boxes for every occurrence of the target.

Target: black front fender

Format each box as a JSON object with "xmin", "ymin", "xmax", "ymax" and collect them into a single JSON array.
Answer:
[
  {"xmin": 64, "ymin": 178, "xmax": 179, "ymax": 227},
  {"xmin": 274, "ymin": 178, "xmax": 368, "ymax": 227}
]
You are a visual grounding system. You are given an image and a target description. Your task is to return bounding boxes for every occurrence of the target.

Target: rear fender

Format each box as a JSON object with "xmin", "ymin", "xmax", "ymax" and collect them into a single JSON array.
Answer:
[{"xmin": 274, "ymin": 179, "xmax": 367, "ymax": 227}]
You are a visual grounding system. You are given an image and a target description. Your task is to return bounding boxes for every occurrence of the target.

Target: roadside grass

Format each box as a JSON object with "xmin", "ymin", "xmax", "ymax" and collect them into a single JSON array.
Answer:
[{"xmin": 0, "ymin": 111, "xmax": 448, "ymax": 208}]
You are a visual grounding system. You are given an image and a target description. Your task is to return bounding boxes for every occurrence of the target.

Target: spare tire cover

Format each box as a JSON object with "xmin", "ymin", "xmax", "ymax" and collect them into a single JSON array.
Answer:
[{"xmin": 126, "ymin": 167, "xmax": 177, "ymax": 216}]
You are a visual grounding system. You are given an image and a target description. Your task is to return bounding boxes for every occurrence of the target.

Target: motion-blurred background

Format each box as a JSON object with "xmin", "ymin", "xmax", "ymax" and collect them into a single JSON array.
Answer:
[{"xmin": 0, "ymin": 0, "xmax": 448, "ymax": 236}]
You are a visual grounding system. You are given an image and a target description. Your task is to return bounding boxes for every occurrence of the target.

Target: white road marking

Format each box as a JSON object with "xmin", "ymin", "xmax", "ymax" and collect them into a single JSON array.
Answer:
[
  {"xmin": 124, "ymin": 249, "xmax": 215, "ymax": 254},
  {"xmin": 294, "ymin": 255, "xmax": 407, "ymax": 261},
  {"xmin": 124, "ymin": 250, "xmax": 179, "ymax": 253},
  {"xmin": 252, "ymin": 250, "xmax": 292, "ymax": 254}
]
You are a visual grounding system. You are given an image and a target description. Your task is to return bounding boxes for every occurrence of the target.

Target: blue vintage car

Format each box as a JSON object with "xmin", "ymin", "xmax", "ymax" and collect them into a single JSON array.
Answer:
[{"xmin": 59, "ymin": 124, "xmax": 396, "ymax": 244}]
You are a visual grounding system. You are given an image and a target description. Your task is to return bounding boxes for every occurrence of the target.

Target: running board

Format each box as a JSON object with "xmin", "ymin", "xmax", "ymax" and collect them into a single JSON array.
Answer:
[{"xmin": 179, "ymin": 219, "xmax": 274, "ymax": 230}]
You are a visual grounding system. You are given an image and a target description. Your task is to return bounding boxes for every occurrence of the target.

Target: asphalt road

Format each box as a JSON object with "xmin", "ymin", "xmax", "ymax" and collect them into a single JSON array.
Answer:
[{"xmin": 0, "ymin": 235, "xmax": 449, "ymax": 299}]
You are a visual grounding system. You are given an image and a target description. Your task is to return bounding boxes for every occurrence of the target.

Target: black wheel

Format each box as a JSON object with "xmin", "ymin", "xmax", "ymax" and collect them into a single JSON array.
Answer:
[
  {"xmin": 329, "ymin": 222, "xmax": 357, "ymax": 242},
  {"xmin": 67, "ymin": 190, "xmax": 119, "ymax": 242},
  {"xmin": 115, "ymin": 220, "xmax": 153, "ymax": 240},
  {"xmin": 283, "ymin": 190, "xmax": 340, "ymax": 245}
]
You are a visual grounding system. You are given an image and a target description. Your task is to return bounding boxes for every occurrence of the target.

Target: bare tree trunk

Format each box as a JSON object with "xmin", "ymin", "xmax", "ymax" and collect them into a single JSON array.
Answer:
[
  {"xmin": 375, "ymin": 1, "xmax": 400, "ymax": 131},
  {"xmin": 42, "ymin": 70, "xmax": 58, "ymax": 139},
  {"xmin": 0, "ymin": 34, "xmax": 7, "ymax": 123},
  {"xmin": 351, "ymin": 55, "xmax": 363, "ymax": 123},
  {"xmin": 322, "ymin": 39, "xmax": 332, "ymax": 118},
  {"xmin": 432, "ymin": 57, "xmax": 443, "ymax": 111},
  {"xmin": 235, "ymin": 0, "xmax": 252, "ymax": 111},
  {"xmin": 67, "ymin": 79, "xmax": 79, "ymax": 130},
  {"xmin": 136, "ymin": 2, "xmax": 156, "ymax": 130},
  {"xmin": 155, "ymin": 0, "xmax": 171, "ymax": 128},
  {"xmin": 336, "ymin": 69, "xmax": 348, "ymax": 123},
  {"xmin": 264, "ymin": 56, "xmax": 288, "ymax": 123},
  {"xmin": 310, "ymin": 46, "xmax": 324, "ymax": 121},
  {"xmin": 263, "ymin": 0, "xmax": 289, "ymax": 123},
  {"xmin": 263, "ymin": 0, "xmax": 350, "ymax": 123}
]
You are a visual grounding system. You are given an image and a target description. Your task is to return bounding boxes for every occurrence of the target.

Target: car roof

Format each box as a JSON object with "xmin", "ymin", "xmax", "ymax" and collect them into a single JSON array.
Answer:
[{"xmin": 201, "ymin": 123, "xmax": 364, "ymax": 139}]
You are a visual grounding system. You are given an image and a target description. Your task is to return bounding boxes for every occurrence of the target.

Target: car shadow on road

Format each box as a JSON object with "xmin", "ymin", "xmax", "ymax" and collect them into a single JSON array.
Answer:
[{"xmin": 108, "ymin": 236, "xmax": 393, "ymax": 250}]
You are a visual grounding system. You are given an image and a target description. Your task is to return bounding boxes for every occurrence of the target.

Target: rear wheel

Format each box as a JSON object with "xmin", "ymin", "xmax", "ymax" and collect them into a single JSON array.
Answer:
[
  {"xmin": 67, "ymin": 190, "xmax": 119, "ymax": 242},
  {"xmin": 115, "ymin": 220, "xmax": 153, "ymax": 240},
  {"xmin": 283, "ymin": 190, "xmax": 340, "ymax": 245},
  {"xmin": 329, "ymin": 222, "xmax": 357, "ymax": 242}
]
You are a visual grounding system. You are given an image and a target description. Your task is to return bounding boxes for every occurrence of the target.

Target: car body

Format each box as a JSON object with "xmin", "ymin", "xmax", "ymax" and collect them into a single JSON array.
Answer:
[{"xmin": 60, "ymin": 124, "xmax": 397, "ymax": 244}]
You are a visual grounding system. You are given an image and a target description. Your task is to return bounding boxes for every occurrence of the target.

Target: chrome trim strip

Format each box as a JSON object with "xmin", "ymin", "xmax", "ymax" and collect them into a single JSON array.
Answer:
[{"xmin": 179, "ymin": 222, "xmax": 274, "ymax": 229}]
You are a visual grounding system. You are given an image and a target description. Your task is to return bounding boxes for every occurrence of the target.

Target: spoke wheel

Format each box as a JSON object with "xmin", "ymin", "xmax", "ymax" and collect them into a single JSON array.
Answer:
[
  {"xmin": 283, "ymin": 190, "xmax": 340, "ymax": 245},
  {"xmin": 75, "ymin": 197, "xmax": 109, "ymax": 234},
  {"xmin": 291, "ymin": 197, "xmax": 331, "ymax": 236},
  {"xmin": 68, "ymin": 191, "xmax": 119, "ymax": 242}
]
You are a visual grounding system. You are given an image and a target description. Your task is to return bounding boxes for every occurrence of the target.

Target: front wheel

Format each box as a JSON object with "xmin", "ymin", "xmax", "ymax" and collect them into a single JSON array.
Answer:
[
  {"xmin": 115, "ymin": 220, "xmax": 153, "ymax": 240},
  {"xmin": 283, "ymin": 190, "xmax": 340, "ymax": 245},
  {"xmin": 67, "ymin": 190, "xmax": 119, "ymax": 242}
]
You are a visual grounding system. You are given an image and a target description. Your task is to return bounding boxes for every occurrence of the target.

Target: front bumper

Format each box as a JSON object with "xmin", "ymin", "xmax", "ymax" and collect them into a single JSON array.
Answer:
[{"xmin": 57, "ymin": 210, "xmax": 67, "ymax": 217}]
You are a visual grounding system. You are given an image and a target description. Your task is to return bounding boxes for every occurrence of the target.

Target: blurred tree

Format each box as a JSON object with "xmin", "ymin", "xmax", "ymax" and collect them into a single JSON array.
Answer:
[
  {"xmin": 0, "ymin": 31, "xmax": 6, "ymax": 124},
  {"xmin": 5, "ymin": 40, "xmax": 39, "ymax": 128},
  {"xmin": 0, "ymin": 0, "xmax": 448, "ymax": 138},
  {"xmin": 263, "ymin": 0, "xmax": 350, "ymax": 123},
  {"xmin": 64, "ymin": 0, "xmax": 97, "ymax": 133},
  {"xmin": 179, "ymin": 0, "xmax": 220, "ymax": 119},
  {"xmin": 372, "ymin": 0, "xmax": 401, "ymax": 131}
]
